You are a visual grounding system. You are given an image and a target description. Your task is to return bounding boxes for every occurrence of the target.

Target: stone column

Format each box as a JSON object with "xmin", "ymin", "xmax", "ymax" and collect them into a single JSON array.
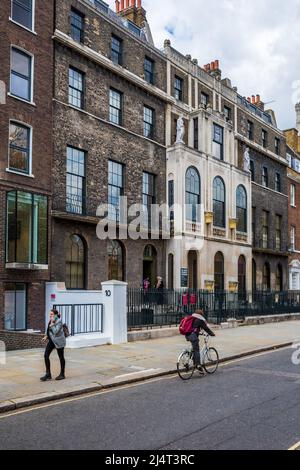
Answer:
[{"xmin": 102, "ymin": 280, "xmax": 128, "ymax": 344}]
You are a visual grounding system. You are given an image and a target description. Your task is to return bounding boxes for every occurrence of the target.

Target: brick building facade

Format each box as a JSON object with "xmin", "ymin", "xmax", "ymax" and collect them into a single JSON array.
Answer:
[
  {"xmin": 51, "ymin": 0, "xmax": 169, "ymax": 293},
  {"xmin": 0, "ymin": 0, "xmax": 54, "ymax": 332},
  {"xmin": 236, "ymin": 96, "xmax": 288, "ymax": 290}
]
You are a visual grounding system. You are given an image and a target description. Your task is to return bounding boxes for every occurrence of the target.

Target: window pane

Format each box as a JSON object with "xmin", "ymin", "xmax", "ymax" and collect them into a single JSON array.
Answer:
[
  {"xmin": 66, "ymin": 235, "xmax": 85, "ymax": 289},
  {"xmin": 9, "ymin": 123, "xmax": 30, "ymax": 173},
  {"xmin": 4, "ymin": 283, "xmax": 27, "ymax": 331},
  {"xmin": 11, "ymin": 73, "xmax": 30, "ymax": 101},
  {"xmin": 16, "ymin": 192, "xmax": 32, "ymax": 263},
  {"xmin": 6, "ymin": 192, "xmax": 17, "ymax": 263},
  {"xmin": 6, "ymin": 191, "xmax": 48, "ymax": 265},
  {"xmin": 33, "ymin": 195, "xmax": 48, "ymax": 264},
  {"xmin": 12, "ymin": 0, "xmax": 32, "ymax": 29}
]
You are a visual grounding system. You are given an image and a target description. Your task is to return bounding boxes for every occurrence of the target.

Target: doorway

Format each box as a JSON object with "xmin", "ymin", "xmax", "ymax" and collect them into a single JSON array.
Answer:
[
  {"xmin": 143, "ymin": 245, "xmax": 157, "ymax": 287},
  {"xmin": 188, "ymin": 250, "xmax": 198, "ymax": 289}
]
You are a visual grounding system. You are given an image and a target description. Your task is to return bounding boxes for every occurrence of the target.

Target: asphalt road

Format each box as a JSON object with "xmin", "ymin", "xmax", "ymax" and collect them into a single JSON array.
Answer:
[{"xmin": 1, "ymin": 348, "xmax": 300, "ymax": 450}]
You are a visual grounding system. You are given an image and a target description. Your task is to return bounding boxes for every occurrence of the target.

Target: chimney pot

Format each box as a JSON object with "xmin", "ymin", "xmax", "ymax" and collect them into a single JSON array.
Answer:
[
  {"xmin": 120, "ymin": 0, "xmax": 125, "ymax": 9},
  {"xmin": 256, "ymin": 94, "xmax": 260, "ymax": 104},
  {"xmin": 211, "ymin": 61, "xmax": 215, "ymax": 70},
  {"xmin": 137, "ymin": 0, "xmax": 142, "ymax": 7},
  {"xmin": 215, "ymin": 60, "xmax": 219, "ymax": 69},
  {"xmin": 247, "ymin": 97, "xmax": 251, "ymax": 103},
  {"xmin": 251, "ymin": 95, "xmax": 255, "ymax": 104}
]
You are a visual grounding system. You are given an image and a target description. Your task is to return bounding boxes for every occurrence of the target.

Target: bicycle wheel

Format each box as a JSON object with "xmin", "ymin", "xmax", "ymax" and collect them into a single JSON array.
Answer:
[
  {"xmin": 177, "ymin": 351, "xmax": 195, "ymax": 380},
  {"xmin": 203, "ymin": 347, "xmax": 219, "ymax": 374}
]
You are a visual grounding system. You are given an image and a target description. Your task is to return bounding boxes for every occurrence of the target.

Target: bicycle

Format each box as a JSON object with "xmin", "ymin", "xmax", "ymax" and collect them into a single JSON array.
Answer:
[{"xmin": 177, "ymin": 333, "xmax": 219, "ymax": 380}]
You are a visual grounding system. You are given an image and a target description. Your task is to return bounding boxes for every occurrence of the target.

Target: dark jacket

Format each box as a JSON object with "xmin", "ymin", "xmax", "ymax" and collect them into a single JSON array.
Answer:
[{"xmin": 190, "ymin": 317, "xmax": 215, "ymax": 337}]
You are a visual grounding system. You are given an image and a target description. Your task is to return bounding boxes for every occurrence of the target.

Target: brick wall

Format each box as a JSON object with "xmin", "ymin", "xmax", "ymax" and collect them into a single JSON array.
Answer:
[{"xmin": 0, "ymin": 330, "xmax": 44, "ymax": 351}]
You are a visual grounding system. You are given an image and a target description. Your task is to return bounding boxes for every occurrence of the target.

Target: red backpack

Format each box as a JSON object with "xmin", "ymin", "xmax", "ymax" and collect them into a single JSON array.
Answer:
[{"xmin": 179, "ymin": 315, "xmax": 195, "ymax": 336}]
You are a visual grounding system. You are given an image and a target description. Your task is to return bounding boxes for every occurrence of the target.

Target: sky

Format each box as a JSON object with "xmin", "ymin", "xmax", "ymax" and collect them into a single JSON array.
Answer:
[{"xmin": 106, "ymin": 0, "xmax": 300, "ymax": 130}]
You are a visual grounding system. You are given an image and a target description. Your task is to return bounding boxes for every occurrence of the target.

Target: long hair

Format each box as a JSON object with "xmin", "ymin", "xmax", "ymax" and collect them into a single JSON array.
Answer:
[{"xmin": 51, "ymin": 309, "xmax": 61, "ymax": 319}]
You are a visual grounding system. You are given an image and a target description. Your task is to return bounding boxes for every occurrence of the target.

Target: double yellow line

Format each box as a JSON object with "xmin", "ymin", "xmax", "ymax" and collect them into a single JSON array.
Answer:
[{"xmin": 288, "ymin": 440, "xmax": 300, "ymax": 451}]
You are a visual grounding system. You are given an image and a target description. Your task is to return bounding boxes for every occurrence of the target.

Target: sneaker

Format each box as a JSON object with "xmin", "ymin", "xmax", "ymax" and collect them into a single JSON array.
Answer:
[
  {"xmin": 55, "ymin": 374, "xmax": 66, "ymax": 381},
  {"xmin": 196, "ymin": 366, "xmax": 205, "ymax": 375},
  {"xmin": 40, "ymin": 374, "xmax": 52, "ymax": 382}
]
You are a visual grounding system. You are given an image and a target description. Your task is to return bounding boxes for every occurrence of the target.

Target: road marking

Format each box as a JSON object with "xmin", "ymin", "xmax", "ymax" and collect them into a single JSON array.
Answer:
[
  {"xmin": 289, "ymin": 440, "xmax": 300, "ymax": 451},
  {"xmin": 115, "ymin": 369, "xmax": 162, "ymax": 379},
  {"xmin": 0, "ymin": 345, "xmax": 292, "ymax": 420}
]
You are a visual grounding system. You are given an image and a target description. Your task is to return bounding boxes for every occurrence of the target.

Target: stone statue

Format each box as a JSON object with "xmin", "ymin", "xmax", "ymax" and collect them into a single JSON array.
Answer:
[
  {"xmin": 243, "ymin": 146, "xmax": 250, "ymax": 172},
  {"xmin": 176, "ymin": 115, "xmax": 185, "ymax": 144}
]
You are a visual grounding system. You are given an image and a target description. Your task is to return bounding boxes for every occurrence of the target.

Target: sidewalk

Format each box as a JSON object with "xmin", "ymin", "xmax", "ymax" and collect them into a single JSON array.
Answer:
[{"xmin": 1, "ymin": 321, "xmax": 300, "ymax": 412}]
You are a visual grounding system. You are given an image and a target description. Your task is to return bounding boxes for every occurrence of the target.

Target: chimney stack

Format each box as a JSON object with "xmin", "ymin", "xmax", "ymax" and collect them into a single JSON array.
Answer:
[
  {"xmin": 115, "ymin": 0, "xmax": 146, "ymax": 28},
  {"xmin": 296, "ymin": 103, "xmax": 300, "ymax": 135},
  {"xmin": 203, "ymin": 60, "xmax": 221, "ymax": 80}
]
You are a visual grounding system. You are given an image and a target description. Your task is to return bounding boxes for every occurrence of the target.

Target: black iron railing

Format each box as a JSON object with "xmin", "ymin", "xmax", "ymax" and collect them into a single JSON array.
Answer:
[
  {"xmin": 127, "ymin": 289, "xmax": 300, "ymax": 330},
  {"xmin": 54, "ymin": 304, "xmax": 104, "ymax": 336}
]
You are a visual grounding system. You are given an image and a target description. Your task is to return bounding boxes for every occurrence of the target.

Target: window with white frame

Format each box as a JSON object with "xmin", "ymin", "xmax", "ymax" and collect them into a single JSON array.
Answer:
[
  {"xmin": 291, "ymin": 226, "xmax": 296, "ymax": 251},
  {"xmin": 9, "ymin": 122, "xmax": 31, "ymax": 174},
  {"xmin": 11, "ymin": 48, "xmax": 32, "ymax": 102},
  {"xmin": 291, "ymin": 184, "xmax": 296, "ymax": 207}
]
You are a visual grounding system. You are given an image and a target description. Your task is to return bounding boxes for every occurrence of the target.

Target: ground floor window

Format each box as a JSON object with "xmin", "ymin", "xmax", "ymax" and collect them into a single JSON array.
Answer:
[
  {"xmin": 214, "ymin": 252, "xmax": 224, "ymax": 292},
  {"xmin": 263, "ymin": 263, "xmax": 271, "ymax": 291},
  {"xmin": 108, "ymin": 240, "xmax": 125, "ymax": 281},
  {"xmin": 65, "ymin": 234, "xmax": 85, "ymax": 289},
  {"xmin": 4, "ymin": 283, "xmax": 27, "ymax": 331}
]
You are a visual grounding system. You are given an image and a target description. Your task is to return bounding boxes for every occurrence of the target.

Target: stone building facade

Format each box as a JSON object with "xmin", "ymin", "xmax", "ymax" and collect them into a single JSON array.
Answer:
[
  {"xmin": 164, "ymin": 44, "xmax": 252, "ymax": 293},
  {"xmin": 284, "ymin": 106, "xmax": 300, "ymax": 290},
  {"xmin": 51, "ymin": 0, "xmax": 170, "ymax": 292},
  {"xmin": 0, "ymin": 0, "xmax": 54, "ymax": 331}
]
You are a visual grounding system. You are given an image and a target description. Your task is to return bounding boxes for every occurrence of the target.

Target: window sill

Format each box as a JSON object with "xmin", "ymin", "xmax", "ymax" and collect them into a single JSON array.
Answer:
[
  {"xmin": 5, "ymin": 263, "xmax": 48, "ymax": 270},
  {"xmin": 7, "ymin": 93, "xmax": 36, "ymax": 107},
  {"xmin": 9, "ymin": 18, "xmax": 37, "ymax": 35},
  {"xmin": 6, "ymin": 169, "xmax": 35, "ymax": 178}
]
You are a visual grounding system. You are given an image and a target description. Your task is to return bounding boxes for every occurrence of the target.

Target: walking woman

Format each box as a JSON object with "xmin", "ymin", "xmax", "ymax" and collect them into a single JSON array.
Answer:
[{"xmin": 40, "ymin": 309, "xmax": 66, "ymax": 382}]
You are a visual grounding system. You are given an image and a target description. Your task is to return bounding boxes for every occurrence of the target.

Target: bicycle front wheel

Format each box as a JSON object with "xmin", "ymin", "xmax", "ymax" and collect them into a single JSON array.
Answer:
[
  {"xmin": 203, "ymin": 347, "xmax": 219, "ymax": 374},
  {"xmin": 177, "ymin": 351, "xmax": 195, "ymax": 380}
]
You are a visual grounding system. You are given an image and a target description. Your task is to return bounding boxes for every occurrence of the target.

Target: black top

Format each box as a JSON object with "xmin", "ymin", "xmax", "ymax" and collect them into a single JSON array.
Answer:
[{"xmin": 192, "ymin": 318, "xmax": 215, "ymax": 337}]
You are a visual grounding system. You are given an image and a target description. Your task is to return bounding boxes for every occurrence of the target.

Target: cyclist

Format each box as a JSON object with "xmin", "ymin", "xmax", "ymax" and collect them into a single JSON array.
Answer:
[{"xmin": 186, "ymin": 310, "xmax": 216, "ymax": 374}]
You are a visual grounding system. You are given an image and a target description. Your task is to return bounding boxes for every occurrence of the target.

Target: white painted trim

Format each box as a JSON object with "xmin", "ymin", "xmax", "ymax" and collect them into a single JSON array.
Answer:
[
  {"xmin": 10, "ymin": 0, "xmax": 35, "ymax": 33},
  {"xmin": 6, "ymin": 169, "xmax": 35, "ymax": 178},
  {"xmin": 9, "ymin": 18, "xmax": 37, "ymax": 35},
  {"xmin": 7, "ymin": 92, "xmax": 36, "ymax": 106},
  {"xmin": 9, "ymin": 45, "xmax": 35, "ymax": 103},
  {"xmin": 8, "ymin": 119, "xmax": 33, "ymax": 176}
]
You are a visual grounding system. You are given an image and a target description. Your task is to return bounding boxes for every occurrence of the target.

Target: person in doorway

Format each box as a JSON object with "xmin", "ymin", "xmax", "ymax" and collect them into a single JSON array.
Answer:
[
  {"xmin": 186, "ymin": 310, "xmax": 215, "ymax": 375},
  {"xmin": 155, "ymin": 276, "xmax": 164, "ymax": 289},
  {"xmin": 40, "ymin": 309, "xmax": 66, "ymax": 382},
  {"xmin": 143, "ymin": 277, "xmax": 150, "ymax": 290},
  {"xmin": 155, "ymin": 276, "xmax": 164, "ymax": 305}
]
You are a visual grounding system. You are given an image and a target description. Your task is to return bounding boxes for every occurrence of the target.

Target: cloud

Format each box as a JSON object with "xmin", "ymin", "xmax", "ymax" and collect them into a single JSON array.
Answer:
[{"xmin": 106, "ymin": 0, "xmax": 300, "ymax": 130}]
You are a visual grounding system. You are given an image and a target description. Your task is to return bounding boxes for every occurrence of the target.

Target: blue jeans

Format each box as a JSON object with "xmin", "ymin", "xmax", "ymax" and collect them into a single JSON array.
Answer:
[{"xmin": 186, "ymin": 332, "xmax": 200, "ymax": 366}]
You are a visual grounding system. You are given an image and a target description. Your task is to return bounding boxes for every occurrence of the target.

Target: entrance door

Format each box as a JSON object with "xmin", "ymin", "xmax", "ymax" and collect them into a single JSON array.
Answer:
[{"xmin": 188, "ymin": 251, "xmax": 198, "ymax": 289}]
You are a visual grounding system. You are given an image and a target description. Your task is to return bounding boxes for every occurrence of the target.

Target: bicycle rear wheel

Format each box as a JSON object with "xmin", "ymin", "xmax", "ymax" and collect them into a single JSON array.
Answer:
[
  {"xmin": 203, "ymin": 347, "xmax": 219, "ymax": 374},
  {"xmin": 177, "ymin": 351, "xmax": 195, "ymax": 380}
]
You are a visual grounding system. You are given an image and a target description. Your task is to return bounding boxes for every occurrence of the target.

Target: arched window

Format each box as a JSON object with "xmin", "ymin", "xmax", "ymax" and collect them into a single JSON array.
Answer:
[
  {"xmin": 263, "ymin": 263, "xmax": 271, "ymax": 291},
  {"xmin": 213, "ymin": 177, "xmax": 226, "ymax": 228},
  {"xmin": 66, "ymin": 234, "xmax": 85, "ymax": 289},
  {"xmin": 108, "ymin": 240, "xmax": 125, "ymax": 281},
  {"xmin": 236, "ymin": 185, "xmax": 247, "ymax": 233},
  {"xmin": 214, "ymin": 252, "xmax": 224, "ymax": 292},
  {"xmin": 276, "ymin": 264, "xmax": 283, "ymax": 292},
  {"xmin": 186, "ymin": 167, "xmax": 200, "ymax": 222},
  {"xmin": 238, "ymin": 255, "xmax": 247, "ymax": 295}
]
